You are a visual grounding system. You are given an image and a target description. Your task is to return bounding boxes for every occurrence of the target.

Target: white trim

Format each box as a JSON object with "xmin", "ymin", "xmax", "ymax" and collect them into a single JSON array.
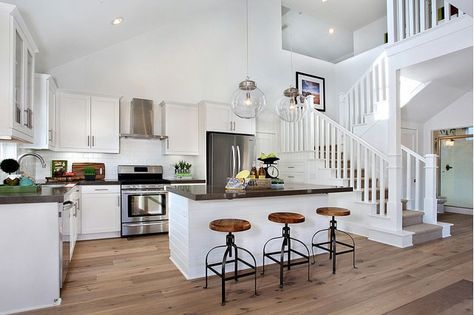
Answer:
[{"xmin": 444, "ymin": 206, "xmax": 473, "ymax": 215}]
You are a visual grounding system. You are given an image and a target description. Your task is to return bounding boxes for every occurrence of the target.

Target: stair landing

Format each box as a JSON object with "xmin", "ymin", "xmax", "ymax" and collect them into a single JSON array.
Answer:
[{"xmin": 402, "ymin": 210, "xmax": 443, "ymax": 245}]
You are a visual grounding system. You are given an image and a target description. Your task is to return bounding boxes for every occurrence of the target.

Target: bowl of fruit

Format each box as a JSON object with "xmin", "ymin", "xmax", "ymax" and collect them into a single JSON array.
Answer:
[{"xmin": 258, "ymin": 153, "xmax": 279, "ymax": 165}]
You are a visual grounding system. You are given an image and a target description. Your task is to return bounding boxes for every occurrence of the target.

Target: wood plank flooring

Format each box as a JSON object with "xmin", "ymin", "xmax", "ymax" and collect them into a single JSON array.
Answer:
[{"xmin": 22, "ymin": 213, "xmax": 472, "ymax": 315}]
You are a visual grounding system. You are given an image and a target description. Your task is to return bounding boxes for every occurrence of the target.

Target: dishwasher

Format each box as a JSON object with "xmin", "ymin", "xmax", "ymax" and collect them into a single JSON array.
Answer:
[{"xmin": 59, "ymin": 200, "xmax": 73, "ymax": 287}]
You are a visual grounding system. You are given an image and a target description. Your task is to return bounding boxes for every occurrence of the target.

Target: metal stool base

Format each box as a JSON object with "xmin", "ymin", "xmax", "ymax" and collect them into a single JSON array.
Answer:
[
  {"xmin": 204, "ymin": 232, "xmax": 257, "ymax": 305},
  {"xmin": 262, "ymin": 224, "xmax": 311, "ymax": 288},
  {"xmin": 311, "ymin": 216, "xmax": 357, "ymax": 274}
]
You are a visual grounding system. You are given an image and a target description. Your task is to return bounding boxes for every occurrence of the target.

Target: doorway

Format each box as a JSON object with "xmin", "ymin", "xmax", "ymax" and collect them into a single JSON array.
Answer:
[{"xmin": 434, "ymin": 127, "xmax": 473, "ymax": 212}]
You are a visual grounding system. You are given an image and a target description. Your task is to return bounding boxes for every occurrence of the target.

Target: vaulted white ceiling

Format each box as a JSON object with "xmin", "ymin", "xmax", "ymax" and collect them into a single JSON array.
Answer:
[
  {"xmin": 3, "ymin": 0, "xmax": 223, "ymax": 71},
  {"xmin": 401, "ymin": 47, "xmax": 473, "ymax": 123}
]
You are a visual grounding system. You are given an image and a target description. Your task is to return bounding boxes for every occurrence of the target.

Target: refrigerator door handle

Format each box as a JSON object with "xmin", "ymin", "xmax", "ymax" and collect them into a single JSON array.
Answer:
[
  {"xmin": 236, "ymin": 145, "xmax": 241, "ymax": 172},
  {"xmin": 231, "ymin": 145, "xmax": 236, "ymax": 177}
]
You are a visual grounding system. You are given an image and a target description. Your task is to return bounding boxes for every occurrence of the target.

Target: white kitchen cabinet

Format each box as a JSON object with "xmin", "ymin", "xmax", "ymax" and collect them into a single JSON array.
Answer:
[
  {"xmin": 161, "ymin": 101, "xmax": 199, "ymax": 155},
  {"xmin": 22, "ymin": 74, "xmax": 58, "ymax": 150},
  {"xmin": 56, "ymin": 91, "xmax": 120, "ymax": 153},
  {"xmin": 0, "ymin": 5, "xmax": 38, "ymax": 143},
  {"xmin": 80, "ymin": 185, "xmax": 121, "ymax": 238},
  {"xmin": 199, "ymin": 101, "xmax": 256, "ymax": 135}
]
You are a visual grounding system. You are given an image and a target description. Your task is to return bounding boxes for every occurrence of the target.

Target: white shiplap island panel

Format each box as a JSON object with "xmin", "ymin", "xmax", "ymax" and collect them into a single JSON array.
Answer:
[{"xmin": 168, "ymin": 185, "xmax": 352, "ymax": 280}]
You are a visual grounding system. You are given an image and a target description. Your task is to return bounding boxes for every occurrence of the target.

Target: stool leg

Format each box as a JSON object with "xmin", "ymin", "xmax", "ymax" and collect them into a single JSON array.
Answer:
[
  {"xmin": 329, "ymin": 228, "xmax": 333, "ymax": 260},
  {"xmin": 279, "ymin": 236, "xmax": 288, "ymax": 288},
  {"xmin": 289, "ymin": 237, "xmax": 312, "ymax": 283},
  {"xmin": 311, "ymin": 228, "xmax": 330, "ymax": 265},
  {"xmin": 232, "ymin": 243, "xmax": 239, "ymax": 282},
  {"xmin": 331, "ymin": 216, "xmax": 337, "ymax": 274},
  {"xmin": 236, "ymin": 246, "xmax": 258, "ymax": 296},
  {"xmin": 204, "ymin": 245, "xmax": 227, "ymax": 289},
  {"xmin": 261, "ymin": 236, "xmax": 283, "ymax": 276},
  {"xmin": 221, "ymin": 246, "xmax": 231, "ymax": 305},
  {"xmin": 337, "ymin": 229, "xmax": 358, "ymax": 269}
]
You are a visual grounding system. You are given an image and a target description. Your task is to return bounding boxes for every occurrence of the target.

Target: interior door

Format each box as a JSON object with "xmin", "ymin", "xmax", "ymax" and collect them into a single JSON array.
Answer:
[
  {"xmin": 235, "ymin": 134, "xmax": 255, "ymax": 173},
  {"xmin": 57, "ymin": 93, "xmax": 91, "ymax": 151},
  {"xmin": 90, "ymin": 96, "xmax": 119, "ymax": 153},
  {"xmin": 207, "ymin": 133, "xmax": 235, "ymax": 186},
  {"xmin": 440, "ymin": 137, "xmax": 473, "ymax": 208},
  {"xmin": 401, "ymin": 127, "xmax": 418, "ymax": 151}
]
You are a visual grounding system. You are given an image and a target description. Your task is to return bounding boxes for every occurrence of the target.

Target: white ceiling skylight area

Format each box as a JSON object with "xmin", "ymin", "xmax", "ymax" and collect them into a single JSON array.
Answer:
[{"xmin": 281, "ymin": 0, "xmax": 387, "ymax": 63}]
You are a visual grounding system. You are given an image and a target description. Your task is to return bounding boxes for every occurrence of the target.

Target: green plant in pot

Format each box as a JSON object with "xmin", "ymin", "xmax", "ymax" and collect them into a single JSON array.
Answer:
[
  {"xmin": 1, "ymin": 159, "xmax": 20, "ymax": 186},
  {"xmin": 174, "ymin": 160, "xmax": 192, "ymax": 179},
  {"xmin": 83, "ymin": 167, "xmax": 96, "ymax": 181}
]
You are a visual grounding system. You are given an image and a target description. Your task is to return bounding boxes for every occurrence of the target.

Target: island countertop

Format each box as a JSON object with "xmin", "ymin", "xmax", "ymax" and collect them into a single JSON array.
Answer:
[
  {"xmin": 166, "ymin": 183, "xmax": 353, "ymax": 201},
  {"xmin": 0, "ymin": 185, "xmax": 77, "ymax": 204}
]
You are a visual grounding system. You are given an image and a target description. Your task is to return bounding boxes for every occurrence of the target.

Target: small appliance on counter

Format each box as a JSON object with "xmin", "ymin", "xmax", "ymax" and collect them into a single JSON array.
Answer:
[{"xmin": 118, "ymin": 165, "xmax": 171, "ymax": 236}]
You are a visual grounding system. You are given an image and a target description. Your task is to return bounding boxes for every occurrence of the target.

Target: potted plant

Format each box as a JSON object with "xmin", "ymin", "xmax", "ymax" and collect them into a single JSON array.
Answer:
[
  {"xmin": 83, "ymin": 167, "xmax": 96, "ymax": 181},
  {"xmin": 174, "ymin": 161, "xmax": 192, "ymax": 179}
]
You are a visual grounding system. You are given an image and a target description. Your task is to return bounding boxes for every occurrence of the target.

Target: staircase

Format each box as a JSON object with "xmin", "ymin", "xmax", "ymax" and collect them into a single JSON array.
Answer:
[{"xmin": 403, "ymin": 210, "xmax": 442, "ymax": 245}]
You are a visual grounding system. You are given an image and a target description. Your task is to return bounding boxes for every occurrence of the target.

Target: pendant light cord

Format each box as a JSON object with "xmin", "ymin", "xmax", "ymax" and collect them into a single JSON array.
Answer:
[
  {"xmin": 290, "ymin": 34, "xmax": 294, "ymax": 87},
  {"xmin": 246, "ymin": 0, "xmax": 249, "ymax": 79}
]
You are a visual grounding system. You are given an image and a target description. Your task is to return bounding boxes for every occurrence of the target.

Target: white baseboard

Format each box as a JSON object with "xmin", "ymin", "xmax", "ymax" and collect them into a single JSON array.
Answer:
[
  {"xmin": 77, "ymin": 232, "xmax": 120, "ymax": 241},
  {"xmin": 437, "ymin": 221, "xmax": 453, "ymax": 238},
  {"xmin": 368, "ymin": 227, "xmax": 414, "ymax": 248},
  {"xmin": 445, "ymin": 206, "xmax": 473, "ymax": 215}
]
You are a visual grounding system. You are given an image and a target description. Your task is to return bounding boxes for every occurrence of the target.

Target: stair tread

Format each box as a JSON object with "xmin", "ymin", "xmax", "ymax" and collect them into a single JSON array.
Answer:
[
  {"xmin": 403, "ymin": 210, "xmax": 424, "ymax": 218},
  {"xmin": 404, "ymin": 223, "xmax": 442, "ymax": 234}
]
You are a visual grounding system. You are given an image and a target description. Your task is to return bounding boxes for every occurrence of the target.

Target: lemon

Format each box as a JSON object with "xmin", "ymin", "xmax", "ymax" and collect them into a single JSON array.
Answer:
[{"xmin": 236, "ymin": 170, "xmax": 250, "ymax": 179}]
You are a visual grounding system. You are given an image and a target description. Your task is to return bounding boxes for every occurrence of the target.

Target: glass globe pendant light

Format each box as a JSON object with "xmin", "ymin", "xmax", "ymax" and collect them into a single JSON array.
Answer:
[
  {"xmin": 275, "ymin": 36, "xmax": 308, "ymax": 123},
  {"xmin": 276, "ymin": 87, "xmax": 309, "ymax": 122},
  {"xmin": 231, "ymin": 0, "xmax": 266, "ymax": 119}
]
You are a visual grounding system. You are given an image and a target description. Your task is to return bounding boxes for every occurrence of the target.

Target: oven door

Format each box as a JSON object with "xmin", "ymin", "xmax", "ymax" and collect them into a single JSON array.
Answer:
[{"xmin": 121, "ymin": 190, "xmax": 167, "ymax": 223}]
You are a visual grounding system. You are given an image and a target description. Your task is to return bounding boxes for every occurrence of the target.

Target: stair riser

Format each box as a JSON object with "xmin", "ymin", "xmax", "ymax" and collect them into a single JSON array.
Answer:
[
  {"xmin": 403, "ymin": 215, "xmax": 423, "ymax": 227},
  {"xmin": 412, "ymin": 229, "xmax": 443, "ymax": 245}
]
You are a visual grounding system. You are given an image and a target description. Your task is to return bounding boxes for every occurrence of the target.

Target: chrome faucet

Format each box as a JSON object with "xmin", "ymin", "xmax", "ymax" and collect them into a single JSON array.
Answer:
[{"xmin": 18, "ymin": 153, "xmax": 47, "ymax": 168}]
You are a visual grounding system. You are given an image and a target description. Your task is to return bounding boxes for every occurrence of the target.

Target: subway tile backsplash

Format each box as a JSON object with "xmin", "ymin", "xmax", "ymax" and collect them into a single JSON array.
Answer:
[{"xmin": 24, "ymin": 138, "xmax": 204, "ymax": 182}]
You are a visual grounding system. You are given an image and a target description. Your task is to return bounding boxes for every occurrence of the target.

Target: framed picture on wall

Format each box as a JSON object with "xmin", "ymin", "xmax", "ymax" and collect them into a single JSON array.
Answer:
[{"xmin": 296, "ymin": 72, "xmax": 326, "ymax": 112}]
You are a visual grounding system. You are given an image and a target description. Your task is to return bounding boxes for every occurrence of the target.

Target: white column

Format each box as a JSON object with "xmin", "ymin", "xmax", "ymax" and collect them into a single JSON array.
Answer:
[
  {"xmin": 387, "ymin": 62, "xmax": 403, "ymax": 231},
  {"xmin": 423, "ymin": 154, "xmax": 438, "ymax": 224}
]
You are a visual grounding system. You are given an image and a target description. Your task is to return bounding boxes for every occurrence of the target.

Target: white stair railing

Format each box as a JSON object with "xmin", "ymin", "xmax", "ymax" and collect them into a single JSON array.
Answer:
[
  {"xmin": 281, "ymin": 110, "xmax": 390, "ymax": 216},
  {"xmin": 387, "ymin": 0, "xmax": 465, "ymax": 43},
  {"xmin": 401, "ymin": 145, "xmax": 438, "ymax": 223},
  {"xmin": 339, "ymin": 54, "xmax": 388, "ymax": 132}
]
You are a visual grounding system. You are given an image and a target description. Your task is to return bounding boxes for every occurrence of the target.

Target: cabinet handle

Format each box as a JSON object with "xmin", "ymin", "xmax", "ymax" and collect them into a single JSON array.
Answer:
[
  {"xmin": 167, "ymin": 139, "xmax": 170, "ymax": 149},
  {"xmin": 48, "ymin": 130, "xmax": 52, "ymax": 141},
  {"xmin": 94, "ymin": 188, "xmax": 109, "ymax": 191},
  {"xmin": 92, "ymin": 136, "xmax": 95, "ymax": 147},
  {"xmin": 288, "ymin": 166, "xmax": 295, "ymax": 169},
  {"xmin": 288, "ymin": 175, "xmax": 295, "ymax": 178},
  {"xmin": 230, "ymin": 121, "xmax": 233, "ymax": 131},
  {"xmin": 233, "ymin": 121, "xmax": 236, "ymax": 131},
  {"xmin": 87, "ymin": 136, "xmax": 90, "ymax": 147},
  {"xmin": 23, "ymin": 109, "xmax": 28, "ymax": 127},
  {"xmin": 117, "ymin": 195, "xmax": 120, "ymax": 207}
]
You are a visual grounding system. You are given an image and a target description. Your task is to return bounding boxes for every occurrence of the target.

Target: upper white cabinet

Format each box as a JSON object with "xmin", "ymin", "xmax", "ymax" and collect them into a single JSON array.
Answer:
[
  {"xmin": 56, "ymin": 91, "xmax": 120, "ymax": 153},
  {"xmin": 22, "ymin": 74, "xmax": 58, "ymax": 150},
  {"xmin": 0, "ymin": 4, "xmax": 38, "ymax": 143},
  {"xmin": 199, "ymin": 101, "xmax": 256, "ymax": 135},
  {"xmin": 161, "ymin": 101, "xmax": 199, "ymax": 155}
]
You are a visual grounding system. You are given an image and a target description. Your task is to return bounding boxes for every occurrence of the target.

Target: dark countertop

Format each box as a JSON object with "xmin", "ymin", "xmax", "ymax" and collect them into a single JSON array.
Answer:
[
  {"xmin": 166, "ymin": 184, "xmax": 353, "ymax": 201},
  {"xmin": 0, "ymin": 185, "xmax": 77, "ymax": 205},
  {"xmin": 42, "ymin": 180, "xmax": 121, "ymax": 185},
  {"xmin": 167, "ymin": 179, "xmax": 206, "ymax": 184}
]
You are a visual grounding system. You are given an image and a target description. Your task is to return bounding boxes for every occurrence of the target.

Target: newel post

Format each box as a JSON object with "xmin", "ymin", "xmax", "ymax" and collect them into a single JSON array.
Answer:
[{"xmin": 423, "ymin": 154, "xmax": 438, "ymax": 224}]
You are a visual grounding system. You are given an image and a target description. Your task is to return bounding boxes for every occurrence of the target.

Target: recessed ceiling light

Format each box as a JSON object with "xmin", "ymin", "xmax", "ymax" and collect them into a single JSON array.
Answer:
[
  {"xmin": 322, "ymin": 0, "xmax": 328, "ymax": 2},
  {"xmin": 329, "ymin": 28, "xmax": 335, "ymax": 34},
  {"xmin": 111, "ymin": 17, "xmax": 124, "ymax": 25}
]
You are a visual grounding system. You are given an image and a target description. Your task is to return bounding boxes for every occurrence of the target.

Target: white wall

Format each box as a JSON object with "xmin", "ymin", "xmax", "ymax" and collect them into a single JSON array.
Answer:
[
  {"xmin": 353, "ymin": 16, "xmax": 387, "ymax": 55},
  {"xmin": 41, "ymin": 0, "xmax": 336, "ymax": 177},
  {"xmin": 423, "ymin": 91, "xmax": 473, "ymax": 154}
]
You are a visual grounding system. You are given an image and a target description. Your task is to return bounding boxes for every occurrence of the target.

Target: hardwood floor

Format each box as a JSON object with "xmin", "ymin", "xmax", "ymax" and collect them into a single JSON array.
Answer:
[{"xmin": 22, "ymin": 213, "xmax": 472, "ymax": 315}]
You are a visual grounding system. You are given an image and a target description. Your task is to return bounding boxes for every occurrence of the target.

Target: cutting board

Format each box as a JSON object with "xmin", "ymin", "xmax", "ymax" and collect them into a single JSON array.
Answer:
[{"xmin": 72, "ymin": 163, "xmax": 106, "ymax": 180}]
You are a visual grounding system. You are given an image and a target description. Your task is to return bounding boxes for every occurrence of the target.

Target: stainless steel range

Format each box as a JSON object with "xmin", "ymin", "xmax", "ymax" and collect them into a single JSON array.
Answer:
[{"xmin": 118, "ymin": 165, "xmax": 170, "ymax": 236}]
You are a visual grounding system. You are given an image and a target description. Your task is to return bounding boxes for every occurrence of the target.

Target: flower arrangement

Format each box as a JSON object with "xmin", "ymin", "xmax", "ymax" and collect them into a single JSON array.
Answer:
[{"xmin": 174, "ymin": 160, "xmax": 192, "ymax": 179}]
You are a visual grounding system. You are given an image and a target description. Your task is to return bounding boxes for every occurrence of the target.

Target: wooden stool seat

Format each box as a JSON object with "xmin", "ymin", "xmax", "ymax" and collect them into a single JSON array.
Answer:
[
  {"xmin": 268, "ymin": 212, "xmax": 305, "ymax": 224},
  {"xmin": 209, "ymin": 219, "xmax": 251, "ymax": 233},
  {"xmin": 316, "ymin": 207, "xmax": 350, "ymax": 217}
]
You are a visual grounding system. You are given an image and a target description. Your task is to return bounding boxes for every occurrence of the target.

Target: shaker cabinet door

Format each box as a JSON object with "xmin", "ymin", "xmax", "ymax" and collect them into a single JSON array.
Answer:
[
  {"xmin": 56, "ymin": 93, "xmax": 91, "ymax": 151},
  {"xmin": 90, "ymin": 96, "xmax": 120, "ymax": 153}
]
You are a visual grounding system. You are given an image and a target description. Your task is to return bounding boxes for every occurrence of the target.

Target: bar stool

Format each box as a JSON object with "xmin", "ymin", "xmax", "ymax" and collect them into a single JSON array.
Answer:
[
  {"xmin": 262, "ymin": 212, "xmax": 311, "ymax": 288},
  {"xmin": 204, "ymin": 219, "xmax": 257, "ymax": 305},
  {"xmin": 311, "ymin": 207, "xmax": 356, "ymax": 274}
]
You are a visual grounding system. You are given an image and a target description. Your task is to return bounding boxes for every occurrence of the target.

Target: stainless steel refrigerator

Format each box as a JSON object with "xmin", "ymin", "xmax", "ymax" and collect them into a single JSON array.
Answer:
[{"xmin": 207, "ymin": 132, "xmax": 255, "ymax": 186}]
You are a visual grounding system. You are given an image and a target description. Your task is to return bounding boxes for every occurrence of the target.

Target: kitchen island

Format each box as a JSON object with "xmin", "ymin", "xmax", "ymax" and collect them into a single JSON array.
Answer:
[{"xmin": 167, "ymin": 184, "xmax": 352, "ymax": 279}]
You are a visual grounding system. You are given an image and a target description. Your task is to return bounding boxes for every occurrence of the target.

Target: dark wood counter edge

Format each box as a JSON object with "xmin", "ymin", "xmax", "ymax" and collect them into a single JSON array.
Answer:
[
  {"xmin": 167, "ymin": 179, "xmax": 206, "ymax": 184},
  {"xmin": 167, "ymin": 186, "xmax": 353, "ymax": 201}
]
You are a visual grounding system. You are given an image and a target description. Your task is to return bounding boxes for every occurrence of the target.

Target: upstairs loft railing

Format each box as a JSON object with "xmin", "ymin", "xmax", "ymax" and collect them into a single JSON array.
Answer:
[{"xmin": 387, "ymin": 0, "xmax": 466, "ymax": 43}]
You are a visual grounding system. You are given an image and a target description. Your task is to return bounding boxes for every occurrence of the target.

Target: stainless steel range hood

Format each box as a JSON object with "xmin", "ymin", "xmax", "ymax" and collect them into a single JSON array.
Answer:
[{"xmin": 120, "ymin": 98, "xmax": 167, "ymax": 140}]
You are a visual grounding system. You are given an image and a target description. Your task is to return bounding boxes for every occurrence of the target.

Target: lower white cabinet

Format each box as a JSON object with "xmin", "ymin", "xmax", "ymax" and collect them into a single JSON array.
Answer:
[{"xmin": 80, "ymin": 185, "xmax": 120, "ymax": 239}]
